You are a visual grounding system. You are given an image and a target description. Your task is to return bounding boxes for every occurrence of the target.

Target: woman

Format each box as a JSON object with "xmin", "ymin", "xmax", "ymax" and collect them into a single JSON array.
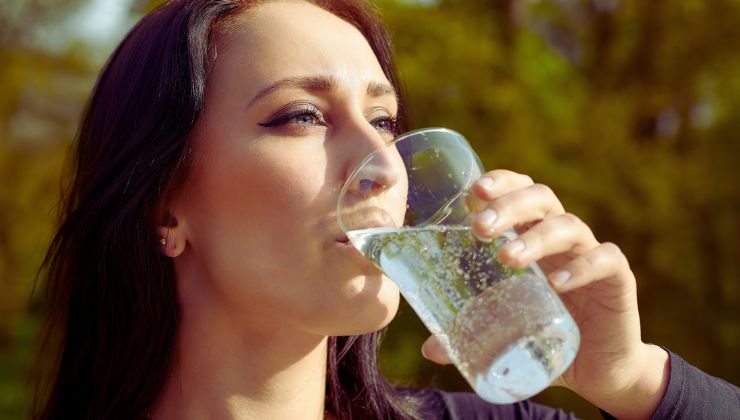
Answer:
[{"xmin": 33, "ymin": 0, "xmax": 738, "ymax": 419}]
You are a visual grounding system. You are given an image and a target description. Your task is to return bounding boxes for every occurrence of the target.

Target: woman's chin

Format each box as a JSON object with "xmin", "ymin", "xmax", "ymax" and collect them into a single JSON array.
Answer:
[{"xmin": 334, "ymin": 273, "xmax": 401, "ymax": 334}]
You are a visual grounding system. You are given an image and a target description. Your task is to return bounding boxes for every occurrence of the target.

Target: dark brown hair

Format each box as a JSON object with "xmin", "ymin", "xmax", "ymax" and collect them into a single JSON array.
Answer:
[{"xmin": 33, "ymin": 1, "xmax": 414, "ymax": 418}]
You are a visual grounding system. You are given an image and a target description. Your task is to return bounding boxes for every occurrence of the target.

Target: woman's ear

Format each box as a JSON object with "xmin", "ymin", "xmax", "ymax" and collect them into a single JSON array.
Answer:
[{"xmin": 155, "ymin": 208, "xmax": 186, "ymax": 258}]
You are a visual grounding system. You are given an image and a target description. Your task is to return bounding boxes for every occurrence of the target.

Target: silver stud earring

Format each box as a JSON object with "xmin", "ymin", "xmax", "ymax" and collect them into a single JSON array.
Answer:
[{"xmin": 160, "ymin": 238, "xmax": 167, "ymax": 246}]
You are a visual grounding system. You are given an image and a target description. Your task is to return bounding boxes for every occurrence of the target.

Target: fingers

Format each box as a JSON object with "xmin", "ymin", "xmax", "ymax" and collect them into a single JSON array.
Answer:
[
  {"xmin": 468, "ymin": 170, "xmax": 635, "ymax": 298},
  {"xmin": 546, "ymin": 242, "xmax": 634, "ymax": 294},
  {"xmin": 421, "ymin": 335, "xmax": 453, "ymax": 365},
  {"xmin": 497, "ymin": 212, "xmax": 599, "ymax": 268},
  {"xmin": 466, "ymin": 170, "xmax": 534, "ymax": 213},
  {"xmin": 472, "ymin": 182, "xmax": 566, "ymax": 240},
  {"xmin": 472, "ymin": 170, "xmax": 535, "ymax": 200}
]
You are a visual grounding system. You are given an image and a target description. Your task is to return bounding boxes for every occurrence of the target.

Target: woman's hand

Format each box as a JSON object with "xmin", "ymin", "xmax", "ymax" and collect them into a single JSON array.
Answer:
[{"xmin": 420, "ymin": 170, "xmax": 669, "ymax": 419}]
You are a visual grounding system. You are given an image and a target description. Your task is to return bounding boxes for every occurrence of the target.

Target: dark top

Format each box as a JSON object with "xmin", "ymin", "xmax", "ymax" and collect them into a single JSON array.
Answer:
[{"xmin": 413, "ymin": 349, "xmax": 739, "ymax": 419}]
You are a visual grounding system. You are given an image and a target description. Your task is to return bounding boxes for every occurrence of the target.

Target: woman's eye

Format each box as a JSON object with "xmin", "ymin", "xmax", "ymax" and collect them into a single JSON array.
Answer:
[
  {"xmin": 258, "ymin": 108, "xmax": 326, "ymax": 128},
  {"xmin": 370, "ymin": 115, "xmax": 397, "ymax": 134},
  {"xmin": 292, "ymin": 114, "xmax": 320, "ymax": 125}
]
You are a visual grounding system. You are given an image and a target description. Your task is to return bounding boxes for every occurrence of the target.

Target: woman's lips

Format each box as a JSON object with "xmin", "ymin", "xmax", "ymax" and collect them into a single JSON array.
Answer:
[
  {"xmin": 335, "ymin": 219, "xmax": 395, "ymax": 245},
  {"xmin": 328, "ymin": 205, "xmax": 399, "ymax": 250},
  {"xmin": 340, "ymin": 206, "xmax": 398, "ymax": 231}
]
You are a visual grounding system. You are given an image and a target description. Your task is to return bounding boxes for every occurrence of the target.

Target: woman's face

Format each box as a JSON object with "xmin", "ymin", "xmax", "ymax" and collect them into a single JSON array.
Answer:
[{"xmin": 170, "ymin": 1, "xmax": 405, "ymax": 336}]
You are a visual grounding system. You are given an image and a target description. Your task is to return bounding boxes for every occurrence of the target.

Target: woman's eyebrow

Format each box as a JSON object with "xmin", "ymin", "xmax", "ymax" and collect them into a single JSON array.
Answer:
[
  {"xmin": 247, "ymin": 75, "xmax": 397, "ymax": 108},
  {"xmin": 366, "ymin": 81, "xmax": 398, "ymax": 100}
]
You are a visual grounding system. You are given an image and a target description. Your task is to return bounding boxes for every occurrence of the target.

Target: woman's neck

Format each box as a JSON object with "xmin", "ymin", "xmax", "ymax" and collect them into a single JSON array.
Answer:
[{"xmin": 150, "ymin": 300, "xmax": 330, "ymax": 420}]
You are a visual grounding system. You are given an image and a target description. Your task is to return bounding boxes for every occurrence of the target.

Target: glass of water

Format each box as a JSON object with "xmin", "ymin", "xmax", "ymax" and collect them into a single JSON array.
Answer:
[{"xmin": 337, "ymin": 127, "xmax": 580, "ymax": 403}]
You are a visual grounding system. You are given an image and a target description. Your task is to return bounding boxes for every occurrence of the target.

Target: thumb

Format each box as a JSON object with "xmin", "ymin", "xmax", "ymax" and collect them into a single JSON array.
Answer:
[{"xmin": 421, "ymin": 335, "xmax": 453, "ymax": 365}]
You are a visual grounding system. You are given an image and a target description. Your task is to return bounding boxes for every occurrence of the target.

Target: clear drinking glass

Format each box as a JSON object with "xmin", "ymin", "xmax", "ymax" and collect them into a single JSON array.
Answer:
[{"xmin": 337, "ymin": 128, "xmax": 580, "ymax": 403}]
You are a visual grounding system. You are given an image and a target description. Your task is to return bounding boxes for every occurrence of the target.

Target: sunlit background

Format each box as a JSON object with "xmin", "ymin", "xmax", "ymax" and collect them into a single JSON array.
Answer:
[{"xmin": 1, "ymin": 0, "xmax": 739, "ymax": 418}]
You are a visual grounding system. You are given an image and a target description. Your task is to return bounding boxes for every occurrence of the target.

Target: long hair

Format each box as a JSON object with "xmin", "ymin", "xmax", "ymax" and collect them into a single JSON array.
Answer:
[{"xmin": 32, "ymin": 1, "xmax": 414, "ymax": 418}]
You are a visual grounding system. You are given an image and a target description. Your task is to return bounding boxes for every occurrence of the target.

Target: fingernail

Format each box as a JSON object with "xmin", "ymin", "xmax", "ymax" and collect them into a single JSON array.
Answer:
[
  {"xmin": 476, "ymin": 208, "xmax": 498, "ymax": 227},
  {"xmin": 551, "ymin": 271, "xmax": 571, "ymax": 285},
  {"xmin": 477, "ymin": 177, "xmax": 495, "ymax": 192},
  {"xmin": 421, "ymin": 339, "xmax": 436, "ymax": 359},
  {"xmin": 473, "ymin": 230, "xmax": 493, "ymax": 243},
  {"xmin": 503, "ymin": 240, "xmax": 525, "ymax": 255}
]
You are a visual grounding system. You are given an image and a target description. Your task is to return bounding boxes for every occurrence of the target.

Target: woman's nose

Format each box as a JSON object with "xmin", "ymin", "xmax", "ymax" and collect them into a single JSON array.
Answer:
[
  {"xmin": 346, "ymin": 143, "xmax": 403, "ymax": 197},
  {"xmin": 341, "ymin": 118, "xmax": 403, "ymax": 196}
]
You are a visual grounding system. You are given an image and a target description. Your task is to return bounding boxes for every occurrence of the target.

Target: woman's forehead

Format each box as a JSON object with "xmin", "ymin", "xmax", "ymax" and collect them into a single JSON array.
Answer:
[{"xmin": 208, "ymin": 1, "xmax": 391, "ymax": 103}]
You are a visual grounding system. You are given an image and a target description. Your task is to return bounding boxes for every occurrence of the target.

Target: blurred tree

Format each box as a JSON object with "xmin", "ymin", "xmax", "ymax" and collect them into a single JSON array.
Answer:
[
  {"xmin": 1, "ymin": 0, "xmax": 95, "ymax": 348},
  {"xmin": 377, "ymin": 0, "xmax": 740, "ymax": 417},
  {"xmin": 1, "ymin": 0, "xmax": 126, "ymax": 416}
]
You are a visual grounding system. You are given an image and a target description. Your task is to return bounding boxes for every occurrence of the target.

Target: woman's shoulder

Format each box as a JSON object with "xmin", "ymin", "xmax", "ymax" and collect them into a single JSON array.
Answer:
[{"xmin": 398, "ymin": 387, "xmax": 578, "ymax": 420}]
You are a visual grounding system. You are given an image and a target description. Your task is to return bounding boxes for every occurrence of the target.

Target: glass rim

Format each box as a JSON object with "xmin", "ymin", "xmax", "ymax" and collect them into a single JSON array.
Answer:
[{"xmin": 337, "ymin": 127, "xmax": 473, "ymax": 233}]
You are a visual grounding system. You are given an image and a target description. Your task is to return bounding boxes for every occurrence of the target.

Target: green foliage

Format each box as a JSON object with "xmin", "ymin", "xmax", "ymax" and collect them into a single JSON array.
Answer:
[
  {"xmin": 1, "ymin": 1, "xmax": 104, "ymax": 417},
  {"xmin": 377, "ymin": 0, "xmax": 740, "ymax": 417}
]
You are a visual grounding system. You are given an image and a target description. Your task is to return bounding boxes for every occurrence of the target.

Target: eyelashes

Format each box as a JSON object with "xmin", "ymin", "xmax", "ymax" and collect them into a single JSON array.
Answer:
[
  {"xmin": 369, "ymin": 114, "xmax": 398, "ymax": 134},
  {"xmin": 258, "ymin": 105, "xmax": 327, "ymax": 128},
  {"xmin": 258, "ymin": 106, "xmax": 398, "ymax": 135}
]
